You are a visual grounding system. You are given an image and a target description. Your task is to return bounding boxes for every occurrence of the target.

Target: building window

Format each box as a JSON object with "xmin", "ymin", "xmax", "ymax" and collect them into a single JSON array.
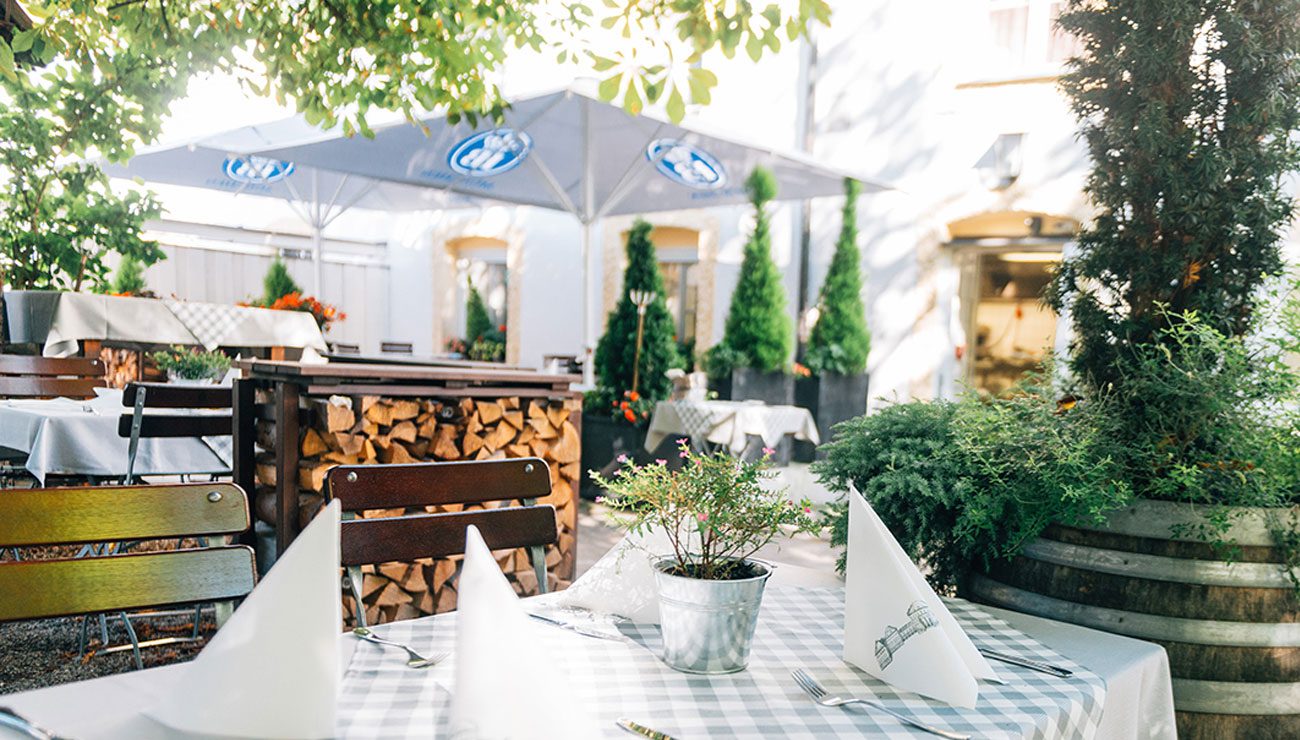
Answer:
[
  {"xmin": 445, "ymin": 236, "xmax": 508, "ymax": 344},
  {"xmin": 985, "ymin": 0, "xmax": 1082, "ymax": 76}
]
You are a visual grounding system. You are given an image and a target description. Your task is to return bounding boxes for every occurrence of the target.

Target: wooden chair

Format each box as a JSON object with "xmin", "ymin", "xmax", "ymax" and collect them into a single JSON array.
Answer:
[
  {"xmin": 0, "ymin": 355, "xmax": 105, "ymax": 399},
  {"xmin": 325, "ymin": 458, "xmax": 557, "ymax": 626},
  {"xmin": 119, "ymin": 383, "xmax": 233, "ymax": 485},
  {"xmin": 0, "ymin": 483, "xmax": 256, "ymax": 669}
]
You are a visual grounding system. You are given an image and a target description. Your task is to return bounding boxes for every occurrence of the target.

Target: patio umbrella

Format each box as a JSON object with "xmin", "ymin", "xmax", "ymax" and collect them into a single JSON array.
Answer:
[{"xmin": 107, "ymin": 86, "xmax": 889, "ymax": 376}]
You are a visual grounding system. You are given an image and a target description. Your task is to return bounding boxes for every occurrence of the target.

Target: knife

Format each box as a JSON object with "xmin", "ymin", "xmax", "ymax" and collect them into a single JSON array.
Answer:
[
  {"xmin": 616, "ymin": 717, "xmax": 677, "ymax": 740},
  {"xmin": 528, "ymin": 612, "xmax": 627, "ymax": 642},
  {"xmin": 980, "ymin": 648, "xmax": 1074, "ymax": 678}
]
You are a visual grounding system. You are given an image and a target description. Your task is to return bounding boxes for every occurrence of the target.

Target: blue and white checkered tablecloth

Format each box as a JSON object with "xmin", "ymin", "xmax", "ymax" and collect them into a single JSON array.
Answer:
[{"xmin": 336, "ymin": 585, "xmax": 1105, "ymax": 738}]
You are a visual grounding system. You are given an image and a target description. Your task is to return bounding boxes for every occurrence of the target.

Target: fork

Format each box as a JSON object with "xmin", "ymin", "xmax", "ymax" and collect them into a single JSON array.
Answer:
[
  {"xmin": 352, "ymin": 627, "xmax": 449, "ymax": 668},
  {"xmin": 791, "ymin": 669, "xmax": 970, "ymax": 740}
]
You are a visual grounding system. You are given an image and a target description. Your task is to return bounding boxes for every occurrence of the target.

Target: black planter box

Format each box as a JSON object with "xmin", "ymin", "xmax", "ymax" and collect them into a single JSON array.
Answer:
[
  {"xmin": 794, "ymin": 373, "xmax": 869, "ymax": 462},
  {"xmin": 729, "ymin": 368, "xmax": 795, "ymax": 406}
]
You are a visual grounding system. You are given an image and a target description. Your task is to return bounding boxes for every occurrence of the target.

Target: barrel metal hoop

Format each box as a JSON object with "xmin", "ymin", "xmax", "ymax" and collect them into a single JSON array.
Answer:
[
  {"xmin": 1022, "ymin": 539, "xmax": 1298, "ymax": 589},
  {"xmin": 968, "ymin": 575, "xmax": 1300, "ymax": 647},
  {"xmin": 1172, "ymin": 678, "xmax": 1300, "ymax": 715}
]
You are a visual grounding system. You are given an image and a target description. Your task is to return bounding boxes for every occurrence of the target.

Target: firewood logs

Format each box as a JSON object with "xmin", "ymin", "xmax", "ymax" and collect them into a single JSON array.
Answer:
[{"xmin": 254, "ymin": 393, "xmax": 581, "ymax": 626}]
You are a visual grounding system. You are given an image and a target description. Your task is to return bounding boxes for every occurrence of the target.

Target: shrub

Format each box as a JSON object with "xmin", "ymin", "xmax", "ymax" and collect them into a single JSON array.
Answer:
[
  {"xmin": 465, "ymin": 281, "xmax": 495, "ymax": 344},
  {"xmin": 150, "ymin": 346, "xmax": 232, "ymax": 381},
  {"xmin": 109, "ymin": 255, "xmax": 152, "ymax": 298},
  {"xmin": 592, "ymin": 219, "xmax": 681, "ymax": 412},
  {"xmin": 261, "ymin": 257, "xmax": 301, "ymax": 306},
  {"xmin": 713, "ymin": 167, "xmax": 792, "ymax": 375},
  {"xmin": 805, "ymin": 178, "xmax": 870, "ymax": 375}
]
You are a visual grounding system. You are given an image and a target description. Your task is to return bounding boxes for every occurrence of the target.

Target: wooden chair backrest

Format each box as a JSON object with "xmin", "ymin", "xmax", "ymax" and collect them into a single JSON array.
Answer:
[
  {"xmin": 117, "ymin": 382, "xmax": 233, "ymax": 439},
  {"xmin": 326, "ymin": 458, "xmax": 557, "ymax": 567},
  {"xmin": 0, "ymin": 356, "xmax": 105, "ymax": 399},
  {"xmin": 0, "ymin": 483, "xmax": 256, "ymax": 621}
]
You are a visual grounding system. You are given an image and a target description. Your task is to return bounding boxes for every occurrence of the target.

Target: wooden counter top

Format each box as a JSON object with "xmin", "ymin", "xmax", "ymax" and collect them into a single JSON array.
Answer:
[{"xmin": 239, "ymin": 359, "xmax": 582, "ymax": 398}]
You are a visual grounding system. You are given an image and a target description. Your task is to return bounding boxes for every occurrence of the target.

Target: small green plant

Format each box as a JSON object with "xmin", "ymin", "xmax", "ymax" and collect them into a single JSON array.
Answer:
[
  {"xmin": 260, "ymin": 257, "xmax": 301, "ymax": 306},
  {"xmin": 150, "ymin": 346, "xmax": 232, "ymax": 381},
  {"xmin": 805, "ymin": 178, "xmax": 870, "ymax": 376},
  {"xmin": 109, "ymin": 255, "xmax": 154, "ymax": 298},
  {"xmin": 465, "ymin": 281, "xmax": 495, "ymax": 344},
  {"xmin": 592, "ymin": 440, "xmax": 819, "ymax": 580},
  {"xmin": 468, "ymin": 338, "xmax": 505, "ymax": 363},
  {"xmin": 713, "ymin": 167, "xmax": 793, "ymax": 375}
]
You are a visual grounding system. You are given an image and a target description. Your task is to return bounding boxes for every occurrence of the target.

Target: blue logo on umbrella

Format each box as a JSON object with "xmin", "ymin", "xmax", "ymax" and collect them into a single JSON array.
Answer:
[
  {"xmin": 447, "ymin": 128, "xmax": 533, "ymax": 177},
  {"xmin": 222, "ymin": 155, "xmax": 295, "ymax": 184},
  {"xmin": 646, "ymin": 139, "xmax": 727, "ymax": 191}
]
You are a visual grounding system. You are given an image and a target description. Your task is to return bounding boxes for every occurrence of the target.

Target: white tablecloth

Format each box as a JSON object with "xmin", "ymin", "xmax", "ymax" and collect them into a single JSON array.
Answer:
[
  {"xmin": 0, "ymin": 391, "xmax": 229, "ymax": 483},
  {"xmin": 1, "ymin": 566, "xmax": 1176, "ymax": 740},
  {"xmin": 645, "ymin": 399, "xmax": 821, "ymax": 454},
  {"xmin": 41, "ymin": 292, "xmax": 327, "ymax": 357}
]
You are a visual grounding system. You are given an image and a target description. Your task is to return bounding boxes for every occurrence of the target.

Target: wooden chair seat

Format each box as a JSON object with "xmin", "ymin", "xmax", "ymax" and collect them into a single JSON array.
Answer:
[
  {"xmin": 0, "ymin": 483, "xmax": 256, "ymax": 669},
  {"xmin": 326, "ymin": 458, "xmax": 557, "ymax": 626}
]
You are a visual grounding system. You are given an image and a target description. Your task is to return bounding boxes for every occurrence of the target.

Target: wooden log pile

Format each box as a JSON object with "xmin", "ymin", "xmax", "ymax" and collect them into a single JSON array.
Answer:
[{"xmin": 253, "ymin": 392, "xmax": 581, "ymax": 626}]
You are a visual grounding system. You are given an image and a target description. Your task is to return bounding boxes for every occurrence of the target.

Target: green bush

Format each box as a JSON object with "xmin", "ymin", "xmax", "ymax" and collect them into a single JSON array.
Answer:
[
  {"xmin": 261, "ymin": 257, "xmax": 301, "ymax": 305},
  {"xmin": 465, "ymin": 281, "xmax": 495, "ymax": 344},
  {"xmin": 805, "ymin": 178, "xmax": 870, "ymax": 375},
  {"xmin": 110, "ymin": 255, "xmax": 151, "ymax": 297},
  {"xmin": 816, "ymin": 370, "xmax": 1130, "ymax": 590},
  {"xmin": 713, "ymin": 167, "xmax": 792, "ymax": 375},
  {"xmin": 592, "ymin": 219, "xmax": 681, "ymax": 410},
  {"xmin": 150, "ymin": 346, "xmax": 232, "ymax": 381}
]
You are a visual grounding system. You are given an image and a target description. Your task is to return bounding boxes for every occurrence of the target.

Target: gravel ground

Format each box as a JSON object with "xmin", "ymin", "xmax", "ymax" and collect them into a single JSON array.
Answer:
[{"xmin": 2, "ymin": 478, "xmax": 837, "ymax": 697}]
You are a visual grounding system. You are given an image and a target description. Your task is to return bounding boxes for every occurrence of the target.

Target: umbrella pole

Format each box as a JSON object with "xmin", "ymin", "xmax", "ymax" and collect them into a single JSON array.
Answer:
[
  {"xmin": 311, "ymin": 171, "xmax": 324, "ymax": 298},
  {"xmin": 581, "ymin": 220, "xmax": 596, "ymax": 387}
]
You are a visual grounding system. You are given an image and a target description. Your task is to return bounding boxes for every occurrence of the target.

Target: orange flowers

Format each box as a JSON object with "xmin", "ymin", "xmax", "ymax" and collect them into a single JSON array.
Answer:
[{"xmin": 265, "ymin": 291, "xmax": 346, "ymax": 331}]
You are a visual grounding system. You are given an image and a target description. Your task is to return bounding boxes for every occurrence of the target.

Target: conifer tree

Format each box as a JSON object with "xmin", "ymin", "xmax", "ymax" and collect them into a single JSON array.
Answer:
[
  {"xmin": 714, "ymin": 166, "xmax": 792, "ymax": 373},
  {"xmin": 594, "ymin": 219, "xmax": 681, "ymax": 402},
  {"xmin": 465, "ymin": 281, "xmax": 494, "ymax": 343},
  {"xmin": 805, "ymin": 178, "xmax": 870, "ymax": 375},
  {"xmin": 110, "ymin": 255, "xmax": 150, "ymax": 297},
  {"xmin": 262, "ymin": 257, "xmax": 301, "ymax": 304},
  {"xmin": 1047, "ymin": 0, "xmax": 1300, "ymax": 389}
]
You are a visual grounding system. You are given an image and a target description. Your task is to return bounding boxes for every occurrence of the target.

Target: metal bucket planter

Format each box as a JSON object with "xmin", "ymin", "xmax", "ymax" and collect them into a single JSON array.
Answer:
[{"xmin": 653, "ymin": 557, "xmax": 772, "ymax": 674}]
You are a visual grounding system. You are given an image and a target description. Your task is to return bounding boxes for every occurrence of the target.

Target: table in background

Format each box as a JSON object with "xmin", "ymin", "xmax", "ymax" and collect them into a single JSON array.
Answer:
[
  {"xmin": 645, "ymin": 399, "xmax": 820, "ymax": 455},
  {"xmin": 0, "ymin": 390, "xmax": 229, "ymax": 483},
  {"xmin": 3, "ymin": 567, "xmax": 1177, "ymax": 739}
]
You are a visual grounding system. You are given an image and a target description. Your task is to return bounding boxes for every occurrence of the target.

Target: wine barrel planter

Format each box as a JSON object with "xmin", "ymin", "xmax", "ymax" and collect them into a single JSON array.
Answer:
[{"xmin": 966, "ymin": 498, "xmax": 1300, "ymax": 740}]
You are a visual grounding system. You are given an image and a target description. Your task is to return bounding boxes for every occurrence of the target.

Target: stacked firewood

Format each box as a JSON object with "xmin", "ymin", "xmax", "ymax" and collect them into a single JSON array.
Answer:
[{"xmin": 253, "ymin": 393, "xmax": 582, "ymax": 625}]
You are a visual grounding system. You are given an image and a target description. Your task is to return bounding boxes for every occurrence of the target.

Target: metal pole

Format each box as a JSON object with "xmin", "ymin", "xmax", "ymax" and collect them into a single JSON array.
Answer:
[
  {"xmin": 581, "ymin": 96, "xmax": 598, "ymax": 387},
  {"xmin": 311, "ymin": 170, "xmax": 323, "ymax": 297}
]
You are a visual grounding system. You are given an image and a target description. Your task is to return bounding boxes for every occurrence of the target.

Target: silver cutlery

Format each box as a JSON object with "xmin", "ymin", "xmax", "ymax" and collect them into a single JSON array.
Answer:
[
  {"xmin": 0, "ymin": 706, "xmax": 67, "ymax": 740},
  {"xmin": 351, "ymin": 627, "xmax": 448, "ymax": 668},
  {"xmin": 980, "ymin": 648, "xmax": 1073, "ymax": 678},
  {"xmin": 615, "ymin": 717, "xmax": 677, "ymax": 740},
  {"xmin": 791, "ymin": 669, "xmax": 970, "ymax": 740},
  {"xmin": 528, "ymin": 612, "xmax": 629, "ymax": 642}
]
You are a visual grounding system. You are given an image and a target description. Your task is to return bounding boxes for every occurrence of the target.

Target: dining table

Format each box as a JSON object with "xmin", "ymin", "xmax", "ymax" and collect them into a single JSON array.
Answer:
[
  {"xmin": 1, "ymin": 564, "xmax": 1177, "ymax": 739},
  {"xmin": 0, "ymin": 389, "xmax": 230, "ymax": 484}
]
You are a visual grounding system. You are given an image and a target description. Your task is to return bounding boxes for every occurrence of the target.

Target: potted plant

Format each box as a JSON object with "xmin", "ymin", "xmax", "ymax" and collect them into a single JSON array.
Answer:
[
  {"xmin": 150, "ymin": 346, "xmax": 232, "ymax": 384},
  {"xmin": 242, "ymin": 257, "xmax": 345, "ymax": 332},
  {"xmin": 593, "ymin": 441, "xmax": 818, "ymax": 674},
  {"xmin": 796, "ymin": 177, "xmax": 871, "ymax": 461},
  {"xmin": 582, "ymin": 220, "xmax": 683, "ymax": 497},
  {"xmin": 705, "ymin": 167, "xmax": 794, "ymax": 405}
]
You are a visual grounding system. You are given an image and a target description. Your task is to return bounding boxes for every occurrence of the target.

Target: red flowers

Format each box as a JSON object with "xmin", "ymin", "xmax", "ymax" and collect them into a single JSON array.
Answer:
[{"xmin": 263, "ymin": 291, "xmax": 345, "ymax": 331}]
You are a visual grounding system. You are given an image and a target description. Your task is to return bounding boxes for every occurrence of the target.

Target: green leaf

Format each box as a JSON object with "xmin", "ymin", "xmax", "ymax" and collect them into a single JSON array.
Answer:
[
  {"xmin": 598, "ymin": 72, "xmax": 623, "ymax": 101},
  {"xmin": 665, "ymin": 86, "xmax": 686, "ymax": 123},
  {"xmin": 0, "ymin": 42, "xmax": 14, "ymax": 82},
  {"xmin": 687, "ymin": 67, "xmax": 717, "ymax": 105},
  {"xmin": 10, "ymin": 29, "xmax": 36, "ymax": 54},
  {"xmin": 591, "ymin": 55, "xmax": 618, "ymax": 72},
  {"xmin": 624, "ymin": 83, "xmax": 643, "ymax": 115}
]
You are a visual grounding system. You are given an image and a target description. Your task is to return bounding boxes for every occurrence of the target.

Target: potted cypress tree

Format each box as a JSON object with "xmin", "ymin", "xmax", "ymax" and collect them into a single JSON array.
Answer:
[
  {"xmin": 796, "ymin": 178, "xmax": 871, "ymax": 460},
  {"xmin": 582, "ymin": 220, "xmax": 682, "ymax": 497},
  {"xmin": 463, "ymin": 281, "xmax": 506, "ymax": 362},
  {"xmin": 706, "ymin": 167, "xmax": 794, "ymax": 406}
]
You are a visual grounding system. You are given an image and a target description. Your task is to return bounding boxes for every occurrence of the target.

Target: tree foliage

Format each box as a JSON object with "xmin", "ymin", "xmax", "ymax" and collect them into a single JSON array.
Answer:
[
  {"xmin": 260, "ymin": 257, "xmax": 301, "ymax": 306},
  {"xmin": 0, "ymin": 0, "xmax": 829, "ymax": 291},
  {"xmin": 1047, "ymin": 0, "xmax": 1300, "ymax": 390},
  {"xmin": 109, "ymin": 254, "xmax": 150, "ymax": 297},
  {"xmin": 465, "ymin": 281, "xmax": 495, "ymax": 345},
  {"xmin": 594, "ymin": 219, "xmax": 681, "ymax": 404},
  {"xmin": 711, "ymin": 167, "xmax": 792, "ymax": 374},
  {"xmin": 805, "ymin": 177, "xmax": 870, "ymax": 375}
]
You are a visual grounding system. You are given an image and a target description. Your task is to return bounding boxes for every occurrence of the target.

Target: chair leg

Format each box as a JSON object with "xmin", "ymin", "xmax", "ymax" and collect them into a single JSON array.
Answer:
[
  {"xmin": 190, "ymin": 603, "xmax": 203, "ymax": 640},
  {"xmin": 120, "ymin": 612, "xmax": 143, "ymax": 670},
  {"xmin": 528, "ymin": 545, "xmax": 549, "ymax": 595},
  {"xmin": 98, "ymin": 613, "xmax": 109, "ymax": 646},
  {"xmin": 77, "ymin": 615, "xmax": 90, "ymax": 657},
  {"xmin": 346, "ymin": 565, "xmax": 366, "ymax": 627}
]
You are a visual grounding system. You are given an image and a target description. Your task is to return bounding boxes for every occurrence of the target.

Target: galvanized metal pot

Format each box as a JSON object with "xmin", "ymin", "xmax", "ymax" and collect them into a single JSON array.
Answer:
[{"xmin": 652, "ymin": 557, "xmax": 772, "ymax": 674}]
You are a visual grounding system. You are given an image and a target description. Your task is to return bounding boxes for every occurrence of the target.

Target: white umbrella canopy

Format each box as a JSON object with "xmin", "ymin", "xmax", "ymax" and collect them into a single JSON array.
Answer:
[{"xmin": 106, "ymin": 86, "xmax": 890, "ymax": 374}]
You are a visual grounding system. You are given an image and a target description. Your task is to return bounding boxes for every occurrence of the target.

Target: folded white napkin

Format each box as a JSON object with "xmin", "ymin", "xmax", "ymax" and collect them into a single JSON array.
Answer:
[
  {"xmin": 547, "ymin": 527, "xmax": 677, "ymax": 624},
  {"xmin": 146, "ymin": 501, "xmax": 343, "ymax": 738},
  {"xmin": 842, "ymin": 485, "xmax": 997, "ymax": 708},
  {"xmin": 450, "ymin": 525, "xmax": 600, "ymax": 739}
]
